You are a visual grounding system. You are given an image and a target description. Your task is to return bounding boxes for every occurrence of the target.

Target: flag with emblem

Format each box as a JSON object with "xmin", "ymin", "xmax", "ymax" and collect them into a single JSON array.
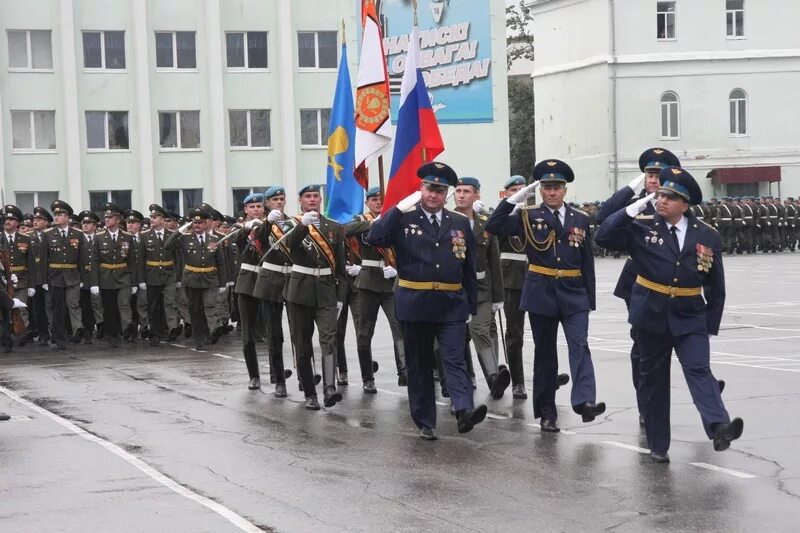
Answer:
[
  {"xmin": 381, "ymin": 24, "xmax": 444, "ymax": 213},
  {"xmin": 324, "ymin": 40, "xmax": 363, "ymax": 224},
  {"xmin": 353, "ymin": 0, "xmax": 392, "ymax": 189}
]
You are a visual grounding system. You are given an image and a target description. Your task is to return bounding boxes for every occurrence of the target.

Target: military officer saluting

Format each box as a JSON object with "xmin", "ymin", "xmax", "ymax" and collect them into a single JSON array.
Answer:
[
  {"xmin": 595, "ymin": 167, "xmax": 743, "ymax": 462},
  {"xmin": 368, "ymin": 162, "xmax": 487, "ymax": 440},
  {"xmin": 2, "ymin": 204, "xmax": 37, "ymax": 345},
  {"xmin": 487, "ymin": 159, "xmax": 605, "ymax": 433},
  {"xmin": 42, "ymin": 201, "xmax": 89, "ymax": 350}
]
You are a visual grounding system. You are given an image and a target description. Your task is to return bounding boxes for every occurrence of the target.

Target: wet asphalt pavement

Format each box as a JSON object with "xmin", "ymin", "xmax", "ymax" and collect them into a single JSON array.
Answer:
[{"xmin": 2, "ymin": 253, "xmax": 800, "ymax": 532}]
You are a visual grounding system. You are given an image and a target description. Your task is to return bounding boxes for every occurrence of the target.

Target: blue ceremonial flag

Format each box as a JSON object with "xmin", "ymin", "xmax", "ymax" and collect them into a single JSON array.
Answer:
[{"xmin": 324, "ymin": 43, "xmax": 362, "ymax": 223}]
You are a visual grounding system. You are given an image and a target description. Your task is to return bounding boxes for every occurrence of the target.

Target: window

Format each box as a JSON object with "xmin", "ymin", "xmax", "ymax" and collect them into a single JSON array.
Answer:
[
  {"xmin": 82, "ymin": 31, "xmax": 126, "ymax": 69},
  {"xmin": 16, "ymin": 191, "xmax": 58, "ymax": 214},
  {"xmin": 89, "ymin": 190, "xmax": 132, "ymax": 212},
  {"xmin": 86, "ymin": 111, "xmax": 129, "ymax": 150},
  {"xmin": 162, "ymin": 189, "xmax": 203, "ymax": 216},
  {"xmin": 7, "ymin": 30, "xmax": 53, "ymax": 70},
  {"xmin": 229, "ymin": 109, "xmax": 271, "ymax": 149},
  {"xmin": 297, "ymin": 31, "xmax": 337, "ymax": 68},
  {"xmin": 226, "ymin": 31, "xmax": 268, "ymax": 69},
  {"xmin": 233, "ymin": 187, "xmax": 257, "ymax": 214},
  {"xmin": 155, "ymin": 31, "xmax": 196, "ymax": 69},
  {"xmin": 656, "ymin": 2, "xmax": 676, "ymax": 40},
  {"xmin": 300, "ymin": 108, "xmax": 331, "ymax": 146},
  {"xmin": 726, "ymin": 0, "xmax": 744, "ymax": 38},
  {"xmin": 729, "ymin": 89, "xmax": 747, "ymax": 135},
  {"xmin": 158, "ymin": 111, "xmax": 201, "ymax": 150},
  {"xmin": 11, "ymin": 111, "xmax": 56, "ymax": 151},
  {"xmin": 660, "ymin": 92, "xmax": 679, "ymax": 139}
]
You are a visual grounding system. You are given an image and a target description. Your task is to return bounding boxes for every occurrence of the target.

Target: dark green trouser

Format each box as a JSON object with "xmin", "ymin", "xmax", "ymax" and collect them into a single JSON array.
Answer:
[{"xmin": 358, "ymin": 289, "xmax": 405, "ymax": 376}]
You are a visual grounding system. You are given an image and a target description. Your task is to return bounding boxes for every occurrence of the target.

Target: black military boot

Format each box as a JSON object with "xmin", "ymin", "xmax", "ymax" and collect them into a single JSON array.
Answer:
[
  {"xmin": 322, "ymin": 354, "xmax": 342, "ymax": 407},
  {"xmin": 95, "ymin": 322, "xmax": 104, "ymax": 340},
  {"xmin": 477, "ymin": 348, "xmax": 510, "ymax": 400}
]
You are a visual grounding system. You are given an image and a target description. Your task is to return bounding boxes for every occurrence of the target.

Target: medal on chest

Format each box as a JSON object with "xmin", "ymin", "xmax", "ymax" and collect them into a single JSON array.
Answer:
[
  {"xmin": 450, "ymin": 230, "xmax": 466, "ymax": 260},
  {"xmin": 696, "ymin": 243, "xmax": 713, "ymax": 272},
  {"xmin": 567, "ymin": 227, "xmax": 585, "ymax": 247}
]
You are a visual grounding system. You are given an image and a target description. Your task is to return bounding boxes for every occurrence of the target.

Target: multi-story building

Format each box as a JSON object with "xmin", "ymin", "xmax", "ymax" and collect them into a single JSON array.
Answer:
[
  {"xmin": 530, "ymin": 0, "xmax": 800, "ymax": 202},
  {"xmin": 0, "ymin": 0, "xmax": 510, "ymax": 215}
]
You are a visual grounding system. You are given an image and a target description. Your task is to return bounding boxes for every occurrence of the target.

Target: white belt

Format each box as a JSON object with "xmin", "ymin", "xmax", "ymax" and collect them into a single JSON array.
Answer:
[
  {"xmin": 239, "ymin": 263, "xmax": 259, "ymax": 273},
  {"xmin": 361, "ymin": 259, "xmax": 385, "ymax": 268},
  {"xmin": 476, "ymin": 271, "xmax": 486, "ymax": 280},
  {"xmin": 262, "ymin": 262, "xmax": 290, "ymax": 274},
  {"xmin": 292, "ymin": 265, "xmax": 332, "ymax": 277},
  {"xmin": 719, "ymin": 218, "xmax": 732, "ymax": 221},
  {"xmin": 500, "ymin": 252, "xmax": 527, "ymax": 262}
]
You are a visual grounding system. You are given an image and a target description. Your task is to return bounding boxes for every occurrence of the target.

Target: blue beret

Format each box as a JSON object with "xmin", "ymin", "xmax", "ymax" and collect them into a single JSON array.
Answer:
[
  {"xmin": 243, "ymin": 193, "xmax": 264, "ymax": 204},
  {"xmin": 456, "ymin": 177, "xmax": 481, "ymax": 190},
  {"xmin": 264, "ymin": 186, "xmax": 285, "ymax": 198},
  {"xmin": 504, "ymin": 175, "xmax": 526, "ymax": 189},
  {"xmin": 659, "ymin": 167, "xmax": 703, "ymax": 205},
  {"xmin": 366, "ymin": 186, "xmax": 381, "ymax": 198},
  {"xmin": 298, "ymin": 184, "xmax": 321, "ymax": 196},
  {"xmin": 417, "ymin": 162, "xmax": 458, "ymax": 187},
  {"xmin": 533, "ymin": 159, "xmax": 574, "ymax": 183}
]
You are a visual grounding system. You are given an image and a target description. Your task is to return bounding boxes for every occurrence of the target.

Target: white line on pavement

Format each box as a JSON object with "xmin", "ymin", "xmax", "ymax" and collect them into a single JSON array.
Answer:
[
  {"xmin": 689, "ymin": 462, "xmax": 756, "ymax": 479},
  {"xmin": 212, "ymin": 353, "xmax": 234, "ymax": 359},
  {"xmin": 602, "ymin": 440, "xmax": 650, "ymax": 454},
  {"xmin": 0, "ymin": 385, "xmax": 265, "ymax": 533}
]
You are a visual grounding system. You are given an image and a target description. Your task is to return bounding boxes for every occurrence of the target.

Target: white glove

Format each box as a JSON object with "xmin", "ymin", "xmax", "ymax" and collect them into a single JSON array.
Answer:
[
  {"xmin": 491, "ymin": 302, "xmax": 503, "ymax": 313},
  {"xmin": 131, "ymin": 286, "xmax": 138, "ymax": 295},
  {"xmin": 472, "ymin": 200, "xmax": 487, "ymax": 214},
  {"xmin": 626, "ymin": 173, "xmax": 646, "ymax": 195},
  {"xmin": 396, "ymin": 191, "xmax": 422, "ymax": 212},
  {"xmin": 176, "ymin": 281, "xmax": 183, "ymax": 289},
  {"xmin": 90, "ymin": 286, "xmax": 100, "ymax": 296},
  {"xmin": 227, "ymin": 281, "xmax": 235, "ymax": 287},
  {"xmin": 139, "ymin": 282, "xmax": 147, "ymax": 291},
  {"xmin": 267, "ymin": 209, "xmax": 283, "ymax": 223},
  {"xmin": 244, "ymin": 219, "xmax": 259, "ymax": 230},
  {"xmin": 27, "ymin": 288, "xmax": 35, "ymax": 297},
  {"xmin": 336, "ymin": 301, "xmax": 344, "ymax": 319},
  {"xmin": 300, "ymin": 211, "xmax": 319, "ymax": 226},
  {"xmin": 179, "ymin": 220, "xmax": 193, "ymax": 233},
  {"xmin": 42, "ymin": 283, "xmax": 49, "ymax": 291},
  {"xmin": 218, "ymin": 286, "xmax": 227, "ymax": 294},
  {"xmin": 507, "ymin": 181, "xmax": 539, "ymax": 204},
  {"xmin": 79, "ymin": 282, "xmax": 84, "ymax": 288},
  {"xmin": 11, "ymin": 298, "xmax": 27, "ymax": 309},
  {"xmin": 346, "ymin": 264, "xmax": 361, "ymax": 277},
  {"xmin": 511, "ymin": 202, "xmax": 524, "ymax": 214},
  {"xmin": 625, "ymin": 192, "xmax": 656, "ymax": 217},
  {"xmin": 10, "ymin": 274, "xmax": 18, "ymax": 284},
  {"xmin": 466, "ymin": 315, "xmax": 474, "ymax": 324},
  {"xmin": 383, "ymin": 266, "xmax": 397, "ymax": 279}
]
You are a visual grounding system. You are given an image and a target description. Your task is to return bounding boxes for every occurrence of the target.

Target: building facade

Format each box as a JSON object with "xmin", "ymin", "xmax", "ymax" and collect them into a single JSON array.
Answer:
[
  {"xmin": 0, "ymin": 0, "xmax": 510, "ymax": 215},
  {"xmin": 529, "ymin": 0, "xmax": 800, "ymax": 202}
]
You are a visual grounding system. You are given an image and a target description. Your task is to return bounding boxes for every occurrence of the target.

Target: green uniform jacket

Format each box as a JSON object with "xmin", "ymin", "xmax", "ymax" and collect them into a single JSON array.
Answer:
[
  {"xmin": 5, "ymin": 232, "xmax": 36, "ymax": 290},
  {"xmin": 252, "ymin": 217, "xmax": 294, "ymax": 302},
  {"xmin": 42, "ymin": 226, "xmax": 89, "ymax": 288},
  {"xmin": 137, "ymin": 228, "xmax": 177, "ymax": 286},
  {"xmin": 344, "ymin": 214, "xmax": 395, "ymax": 294},
  {"xmin": 471, "ymin": 214, "xmax": 503, "ymax": 304},
  {"xmin": 89, "ymin": 230, "xmax": 137, "ymax": 289},
  {"xmin": 164, "ymin": 231, "xmax": 226, "ymax": 289},
  {"xmin": 234, "ymin": 223, "xmax": 262, "ymax": 296}
]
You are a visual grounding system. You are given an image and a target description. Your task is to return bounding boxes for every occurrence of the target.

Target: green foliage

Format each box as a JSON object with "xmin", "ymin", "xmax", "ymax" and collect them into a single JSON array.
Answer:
[{"xmin": 508, "ymin": 77, "xmax": 536, "ymax": 178}]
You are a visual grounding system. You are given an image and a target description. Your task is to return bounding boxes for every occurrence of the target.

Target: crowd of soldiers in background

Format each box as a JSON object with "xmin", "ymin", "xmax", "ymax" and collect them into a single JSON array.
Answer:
[{"xmin": 583, "ymin": 195, "xmax": 799, "ymax": 256}]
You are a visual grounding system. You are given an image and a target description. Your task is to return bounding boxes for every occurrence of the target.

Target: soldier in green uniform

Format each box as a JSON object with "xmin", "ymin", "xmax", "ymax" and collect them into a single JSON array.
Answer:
[
  {"xmin": 42, "ymin": 201, "xmax": 89, "ymax": 350},
  {"xmin": 164, "ymin": 208, "xmax": 227, "ymax": 350},
  {"xmin": 124, "ymin": 210, "xmax": 149, "ymax": 340},
  {"xmin": 739, "ymin": 197, "xmax": 756, "ymax": 253},
  {"xmin": 2, "ymin": 205, "xmax": 37, "ymax": 345},
  {"xmin": 764, "ymin": 196, "xmax": 780, "ymax": 252},
  {"xmin": 282, "ymin": 185, "xmax": 348, "ymax": 410},
  {"xmin": 344, "ymin": 187, "xmax": 407, "ymax": 389},
  {"xmin": 165, "ymin": 210, "xmax": 191, "ymax": 336},
  {"xmin": 77, "ymin": 210, "xmax": 103, "ymax": 343},
  {"xmin": 776, "ymin": 197, "xmax": 786, "ymax": 252},
  {"xmin": 30, "ymin": 207, "xmax": 52, "ymax": 345},
  {"xmin": 786, "ymin": 198, "xmax": 798, "ymax": 251},
  {"xmin": 200, "ymin": 204, "xmax": 233, "ymax": 340},
  {"xmin": 754, "ymin": 197, "xmax": 767, "ymax": 252},
  {"xmin": 137, "ymin": 204, "xmax": 180, "ymax": 346},
  {"xmin": 716, "ymin": 197, "xmax": 735, "ymax": 253},
  {"xmin": 453, "ymin": 177, "xmax": 511, "ymax": 399}
]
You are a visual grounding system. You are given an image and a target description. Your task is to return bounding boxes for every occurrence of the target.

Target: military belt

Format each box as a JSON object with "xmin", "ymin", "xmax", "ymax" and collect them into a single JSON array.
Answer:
[
  {"xmin": 636, "ymin": 275, "xmax": 702, "ymax": 298},
  {"xmin": 239, "ymin": 263, "xmax": 260, "ymax": 273},
  {"xmin": 49, "ymin": 263, "xmax": 78, "ymax": 269},
  {"xmin": 100, "ymin": 263, "xmax": 128, "ymax": 270},
  {"xmin": 398, "ymin": 279, "xmax": 462, "ymax": 292},
  {"xmin": 262, "ymin": 262, "xmax": 290, "ymax": 274},
  {"xmin": 528, "ymin": 264, "xmax": 581, "ymax": 278},
  {"xmin": 292, "ymin": 265, "xmax": 332, "ymax": 277},
  {"xmin": 500, "ymin": 252, "xmax": 527, "ymax": 262},
  {"xmin": 10, "ymin": 265, "xmax": 27, "ymax": 273},
  {"xmin": 146, "ymin": 260, "xmax": 174, "ymax": 267},
  {"xmin": 361, "ymin": 259, "xmax": 385, "ymax": 268},
  {"xmin": 476, "ymin": 271, "xmax": 486, "ymax": 280},
  {"xmin": 185, "ymin": 265, "xmax": 216, "ymax": 273}
]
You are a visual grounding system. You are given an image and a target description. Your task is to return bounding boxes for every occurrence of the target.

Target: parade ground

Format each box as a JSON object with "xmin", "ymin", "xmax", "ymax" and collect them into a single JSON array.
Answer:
[{"xmin": 1, "ymin": 253, "xmax": 799, "ymax": 532}]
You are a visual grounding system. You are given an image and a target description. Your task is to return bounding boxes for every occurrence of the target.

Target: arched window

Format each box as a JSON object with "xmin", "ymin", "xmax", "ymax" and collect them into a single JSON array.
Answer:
[
  {"xmin": 729, "ymin": 89, "xmax": 747, "ymax": 135},
  {"xmin": 660, "ymin": 91, "xmax": 679, "ymax": 139}
]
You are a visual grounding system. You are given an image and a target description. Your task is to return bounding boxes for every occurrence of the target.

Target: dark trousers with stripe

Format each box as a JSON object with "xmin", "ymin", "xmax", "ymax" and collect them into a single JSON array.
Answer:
[
  {"xmin": 237, "ymin": 293, "xmax": 261, "ymax": 379},
  {"xmin": 263, "ymin": 300, "xmax": 286, "ymax": 383},
  {"xmin": 146, "ymin": 285, "xmax": 168, "ymax": 337},
  {"xmin": 503, "ymin": 288, "xmax": 526, "ymax": 386}
]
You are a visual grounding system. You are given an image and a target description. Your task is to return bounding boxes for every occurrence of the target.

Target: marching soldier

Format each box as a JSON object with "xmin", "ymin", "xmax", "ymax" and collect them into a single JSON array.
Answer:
[
  {"xmin": 42, "ymin": 201, "xmax": 89, "ymax": 350},
  {"xmin": 731, "ymin": 198, "xmax": 744, "ymax": 254},
  {"xmin": 336, "ymin": 227, "xmax": 364, "ymax": 389},
  {"xmin": 595, "ymin": 167, "xmax": 743, "ymax": 462},
  {"xmin": 31, "ymin": 207, "xmax": 52, "ymax": 345},
  {"xmin": 453, "ymin": 177, "xmax": 510, "ymax": 399},
  {"xmin": 764, "ymin": 196, "xmax": 780, "ymax": 252},
  {"xmin": 740, "ymin": 197, "xmax": 756, "ymax": 253},
  {"xmin": 2, "ymin": 205, "xmax": 36, "ymax": 345},
  {"xmin": 716, "ymin": 197, "xmax": 735, "ymax": 253},
  {"xmin": 201, "ymin": 204, "xmax": 233, "ymax": 338},
  {"xmin": 165, "ymin": 210, "xmax": 191, "ymax": 337},
  {"xmin": 89, "ymin": 203, "xmax": 137, "ymax": 348},
  {"xmin": 137, "ymin": 204, "xmax": 180, "ymax": 346},
  {"xmin": 786, "ymin": 198, "xmax": 798, "ymax": 251},
  {"xmin": 369, "ymin": 162, "xmax": 488, "ymax": 440},
  {"xmin": 164, "ymin": 208, "xmax": 227, "ymax": 350},
  {"xmin": 487, "ymin": 159, "xmax": 605, "ymax": 433},
  {"xmin": 78, "ymin": 210, "xmax": 103, "ymax": 343},
  {"xmin": 125, "ymin": 210, "xmax": 149, "ymax": 340},
  {"xmin": 755, "ymin": 197, "xmax": 768, "ymax": 252},
  {"xmin": 344, "ymin": 187, "xmax": 407, "ymax": 389},
  {"xmin": 283, "ymin": 185, "xmax": 347, "ymax": 410}
]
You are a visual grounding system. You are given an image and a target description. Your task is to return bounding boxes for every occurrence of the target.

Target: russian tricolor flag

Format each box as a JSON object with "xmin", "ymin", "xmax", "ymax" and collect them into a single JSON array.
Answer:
[{"xmin": 381, "ymin": 25, "xmax": 444, "ymax": 213}]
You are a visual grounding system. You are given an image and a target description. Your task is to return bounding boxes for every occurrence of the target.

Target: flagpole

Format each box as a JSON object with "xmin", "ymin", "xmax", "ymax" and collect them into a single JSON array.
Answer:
[
  {"xmin": 378, "ymin": 156, "xmax": 385, "ymax": 198},
  {"xmin": 412, "ymin": 0, "xmax": 426, "ymax": 163}
]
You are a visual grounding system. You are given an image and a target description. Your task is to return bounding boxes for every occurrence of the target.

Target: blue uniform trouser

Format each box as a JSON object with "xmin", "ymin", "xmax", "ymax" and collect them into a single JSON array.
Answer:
[
  {"xmin": 624, "ymin": 300, "xmax": 643, "ymax": 416},
  {"xmin": 636, "ymin": 329, "xmax": 730, "ymax": 455},
  {"xmin": 401, "ymin": 320, "xmax": 472, "ymax": 430},
  {"xmin": 530, "ymin": 311, "xmax": 596, "ymax": 421}
]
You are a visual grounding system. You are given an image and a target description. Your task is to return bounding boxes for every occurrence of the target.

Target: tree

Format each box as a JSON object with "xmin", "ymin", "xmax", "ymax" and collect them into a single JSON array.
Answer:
[
  {"xmin": 506, "ymin": 1, "xmax": 535, "ymax": 70},
  {"xmin": 508, "ymin": 76, "xmax": 536, "ymax": 178}
]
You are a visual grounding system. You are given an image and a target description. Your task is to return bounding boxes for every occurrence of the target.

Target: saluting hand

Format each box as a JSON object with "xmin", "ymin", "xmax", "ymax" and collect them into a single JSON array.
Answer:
[
  {"xmin": 625, "ymin": 192, "xmax": 656, "ymax": 217},
  {"xmin": 507, "ymin": 181, "xmax": 539, "ymax": 204},
  {"xmin": 626, "ymin": 173, "xmax": 646, "ymax": 195},
  {"xmin": 396, "ymin": 191, "xmax": 422, "ymax": 212}
]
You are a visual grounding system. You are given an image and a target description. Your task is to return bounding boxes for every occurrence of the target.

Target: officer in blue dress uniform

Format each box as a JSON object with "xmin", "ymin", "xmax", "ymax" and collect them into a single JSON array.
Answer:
[
  {"xmin": 595, "ymin": 167, "xmax": 744, "ymax": 462},
  {"xmin": 368, "ymin": 162, "xmax": 487, "ymax": 440},
  {"xmin": 596, "ymin": 148, "xmax": 680, "ymax": 425},
  {"xmin": 486, "ymin": 159, "xmax": 605, "ymax": 432}
]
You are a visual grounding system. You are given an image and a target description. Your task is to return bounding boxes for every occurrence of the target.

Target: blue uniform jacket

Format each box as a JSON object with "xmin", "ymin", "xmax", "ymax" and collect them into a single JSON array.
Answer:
[
  {"xmin": 367, "ymin": 204, "xmax": 477, "ymax": 322},
  {"xmin": 486, "ymin": 200, "xmax": 596, "ymax": 317},
  {"xmin": 596, "ymin": 186, "xmax": 657, "ymax": 301},
  {"xmin": 594, "ymin": 208, "xmax": 726, "ymax": 336}
]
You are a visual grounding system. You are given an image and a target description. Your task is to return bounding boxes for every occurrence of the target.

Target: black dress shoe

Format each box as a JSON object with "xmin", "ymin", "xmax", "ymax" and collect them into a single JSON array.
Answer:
[
  {"xmin": 149, "ymin": 335, "xmax": 160, "ymax": 347},
  {"xmin": 109, "ymin": 338, "xmax": 120, "ymax": 348},
  {"xmin": 419, "ymin": 427, "xmax": 438, "ymax": 440},
  {"xmin": 337, "ymin": 372, "xmax": 349, "ymax": 386},
  {"xmin": 274, "ymin": 383, "xmax": 287, "ymax": 398},
  {"xmin": 573, "ymin": 401, "xmax": 606, "ymax": 422},
  {"xmin": 184, "ymin": 324, "xmax": 192, "ymax": 338},
  {"xmin": 305, "ymin": 396, "xmax": 321, "ymax": 410},
  {"xmin": 540, "ymin": 419, "xmax": 560, "ymax": 433},
  {"xmin": 95, "ymin": 324, "xmax": 105, "ymax": 340},
  {"xmin": 639, "ymin": 414, "xmax": 645, "ymax": 427},
  {"xmin": 195, "ymin": 342, "xmax": 206, "ymax": 351},
  {"xmin": 650, "ymin": 451, "xmax": 670, "ymax": 463},
  {"xmin": 209, "ymin": 328, "xmax": 221, "ymax": 345},
  {"xmin": 456, "ymin": 404, "xmax": 488, "ymax": 434},
  {"xmin": 397, "ymin": 373, "xmax": 408, "ymax": 387},
  {"xmin": 0, "ymin": 413, "xmax": 10, "ymax": 421},
  {"xmin": 713, "ymin": 417, "xmax": 744, "ymax": 452},
  {"xmin": 323, "ymin": 387, "xmax": 342, "ymax": 407},
  {"xmin": 718, "ymin": 380, "xmax": 726, "ymax": 394},
  {"xmin": 440, "ymin": 383, "xmax": 450, "ymax": 398},
  {"xmin": 556, "ymin": 373, "xmax": 570, "ymax": 387},
  {"xmin": 71, "ymin": 328, "xmax": 84, "ymax": 343},
  {"xmin": 512, "ymin": 384, "xmax": 528, "ymax": 399},
  {"xmin": 362, "ymin": 380, "xmax": 377, "ymax": 394},
  {"xmin": 489, "ymin": 367, "xmax": 511, "ymax": 400},
  {"xmin": 248, "ymin": 377, "xmax": 261, "ymax": 390}
]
